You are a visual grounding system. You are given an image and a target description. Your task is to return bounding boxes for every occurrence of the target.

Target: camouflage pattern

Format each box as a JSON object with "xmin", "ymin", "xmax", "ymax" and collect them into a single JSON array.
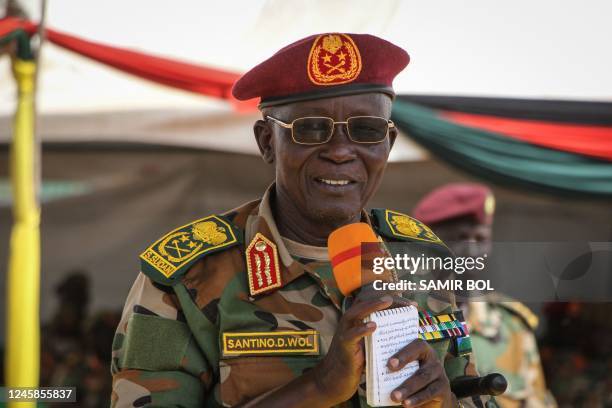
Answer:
[
  {"xmin": 112, "ymin": 187, "xmax": 497, "ymax": 407},
  {"xmin": 540, "ymin": 302, "xmax": 612, "ymax": 408},
  {"xmin": 467, "ymin": 300, "xmax": 557, "ymax": 407}
]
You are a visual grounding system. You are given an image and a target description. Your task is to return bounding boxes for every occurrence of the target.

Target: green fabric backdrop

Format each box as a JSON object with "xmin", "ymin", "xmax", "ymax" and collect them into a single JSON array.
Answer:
[{"xmin": 392, "ymin": 101, "xmax": 612, "ymax": 197}]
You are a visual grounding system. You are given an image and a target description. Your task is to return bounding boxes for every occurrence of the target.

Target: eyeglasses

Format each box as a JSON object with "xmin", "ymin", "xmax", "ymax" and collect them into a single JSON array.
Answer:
[{"xmin": 266, "ymin": 115, "xmax": 394, "ymax": 145}]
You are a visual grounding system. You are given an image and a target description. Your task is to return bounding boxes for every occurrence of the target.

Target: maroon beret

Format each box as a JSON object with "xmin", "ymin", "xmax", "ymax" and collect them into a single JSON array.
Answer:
[
  {"xmin": 232, "ymin": 33, "xmax": 409, "ymax": 108},
  {"xmin": 413, "ymin": 183, "xmax": 496, "ymax": 226}
]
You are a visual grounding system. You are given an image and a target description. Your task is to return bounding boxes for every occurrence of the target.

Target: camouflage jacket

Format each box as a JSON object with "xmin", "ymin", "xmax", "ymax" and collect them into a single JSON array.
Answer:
[
  {"xmin": 467, "ymin": 300, "xmax": 556, "ymax": 408},
  {"xmin": 111, "ymin": 188, "xmax": 497, "ymax": 407}
]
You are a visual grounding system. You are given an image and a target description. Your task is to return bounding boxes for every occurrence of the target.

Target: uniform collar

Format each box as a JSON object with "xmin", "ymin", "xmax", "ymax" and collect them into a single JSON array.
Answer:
[
  {"xmin": 243, "ymin": 183, "xmax": 376, "ymax": 306},
  {"xmin": 245, "ymin": 183, "xmax": 375, "ymax": 259},
  {"xmin": 282, "ymin": 237, "xmax": 329, "ymax": 261}
]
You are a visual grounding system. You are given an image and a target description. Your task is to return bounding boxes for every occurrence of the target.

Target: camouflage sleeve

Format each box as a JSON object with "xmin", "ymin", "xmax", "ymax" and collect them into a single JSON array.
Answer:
[
  {"xmin": 444, "ymin": 353, "xmax": 498, "ymax": 408},
  {"xmin": 470, "ymin": 302, "xmax": 556, "ymax": 407},
  {"xmin": 111, "ymin": 273, "xmax": 213, "ymax": 407}
]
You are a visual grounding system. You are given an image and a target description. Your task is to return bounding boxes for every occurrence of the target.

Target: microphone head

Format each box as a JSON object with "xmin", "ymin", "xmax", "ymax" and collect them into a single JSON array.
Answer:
[
  {"xmin": 328, "ymin": 223, "xmax": 380, "ymax": 296},
  {"xmin": 482, "ymin": 373, "xmax": 508, "ymax": 396}
]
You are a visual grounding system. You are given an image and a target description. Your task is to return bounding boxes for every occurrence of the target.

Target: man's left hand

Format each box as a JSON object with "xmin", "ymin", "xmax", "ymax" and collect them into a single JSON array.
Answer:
[{"xmin": 387, "ymin": 339, "xmax": 455, "ymax": 407}]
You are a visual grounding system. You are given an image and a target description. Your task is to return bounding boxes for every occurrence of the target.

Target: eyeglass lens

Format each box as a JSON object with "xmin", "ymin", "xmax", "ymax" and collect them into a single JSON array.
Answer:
[
  {"xmin": 347, "ymin": 116, "xmax": 389, "ymax": 143},
  {"xmin": 292, "ymin": 117, "xmax": 389, "ymax": 144},
  {"xmin": 293, "ymin": 117, "xmax": 334, "ymax": 144}
]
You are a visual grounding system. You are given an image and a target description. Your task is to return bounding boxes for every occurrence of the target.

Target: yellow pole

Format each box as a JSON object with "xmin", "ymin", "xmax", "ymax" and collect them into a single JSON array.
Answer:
[{"xmin": 5, "ymin": 58, "xmax": 39, "ymax": 408}]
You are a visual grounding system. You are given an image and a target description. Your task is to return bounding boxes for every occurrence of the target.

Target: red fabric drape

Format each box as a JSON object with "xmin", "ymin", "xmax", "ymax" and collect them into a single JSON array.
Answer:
[
  {"xmin": 0, "ymin": 18, "xmax": 258, "ymax": 111},
  {"xmin": 0, "ymin": 18, "xmax": 36, "ymax": 37},
  {"xmin": 442, "ymin": 111, "xmax": 612, "ymax": 161}
]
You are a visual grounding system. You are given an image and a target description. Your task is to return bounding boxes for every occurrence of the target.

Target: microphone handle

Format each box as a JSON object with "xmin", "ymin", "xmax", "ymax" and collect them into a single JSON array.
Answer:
[{"xmin": 450, "ymin": 373, "xmax": 507, "ymax": 399}]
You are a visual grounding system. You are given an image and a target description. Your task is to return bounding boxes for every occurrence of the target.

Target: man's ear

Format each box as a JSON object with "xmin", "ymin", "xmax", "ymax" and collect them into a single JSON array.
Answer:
[
  {"xmin": 388, "ymin": 126, "xmax": 398, "ymax": 150},
  {"xmin": 254, "ymin": 119, "xmax": 275, "ymax": 164}
]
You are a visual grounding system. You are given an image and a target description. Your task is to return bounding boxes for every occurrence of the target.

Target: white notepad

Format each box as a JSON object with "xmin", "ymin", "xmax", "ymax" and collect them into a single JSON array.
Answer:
[{"xmin": 364, "ymin": 305, "xmax": 420, "ymax": 406}]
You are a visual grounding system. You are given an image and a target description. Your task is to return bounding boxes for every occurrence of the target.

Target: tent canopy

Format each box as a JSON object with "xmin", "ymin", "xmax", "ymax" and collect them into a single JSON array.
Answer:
[{"xmin": 1, "ymin": 0, "xmax": 611, "ymax": 155}]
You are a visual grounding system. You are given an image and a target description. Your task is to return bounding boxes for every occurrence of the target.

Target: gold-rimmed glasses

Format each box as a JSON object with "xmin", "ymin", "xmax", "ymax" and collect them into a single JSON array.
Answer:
[{"xmin": 266, "ymin": 115, "xmax": 394, "ymax": 145}]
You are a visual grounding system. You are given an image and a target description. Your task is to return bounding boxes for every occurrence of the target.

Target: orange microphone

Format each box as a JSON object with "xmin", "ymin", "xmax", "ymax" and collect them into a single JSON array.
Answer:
[{"xmin": 328, "ymin": 223, "xmax": 385, "ymax": 296}]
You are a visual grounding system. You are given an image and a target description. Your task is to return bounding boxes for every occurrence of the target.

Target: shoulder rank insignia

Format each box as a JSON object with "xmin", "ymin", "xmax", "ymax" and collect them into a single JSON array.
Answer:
[
  {"xmin": 371, "ymin": 208, "xmax": 442, "ymax": 244},
  {"xmin": 246, "ymin": 233, "xmax": 282, "ymax": 296},
  {"xmin": 140, "ymin": 215, "xmax": 240, "ymax": 285},
  {"xmin": 499, "ymin": 301, "xmax": 539, "ymax": 331}
]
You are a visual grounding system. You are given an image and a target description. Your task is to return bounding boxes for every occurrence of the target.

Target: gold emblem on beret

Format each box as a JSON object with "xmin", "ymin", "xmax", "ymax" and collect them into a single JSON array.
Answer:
[{"xmin": 308, "ymin": 33, "xmax": 362, "ymax": 86}]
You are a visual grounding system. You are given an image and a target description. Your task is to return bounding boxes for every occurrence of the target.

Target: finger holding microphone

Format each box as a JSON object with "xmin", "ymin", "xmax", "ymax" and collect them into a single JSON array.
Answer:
[
  {"xmin": 327, "ymin": 223, "xmax": 453, "ymax": 408},
  {"xmin": 309, "ymin": 222, "xmax": 399, "ymax": 404},
  {"xmin": 310, "ymin": 295, "xmax": 393, "ymax": 404},
  {"xmin": 327, "ymin": 222, "xmax": 410, "ymax": 306}
]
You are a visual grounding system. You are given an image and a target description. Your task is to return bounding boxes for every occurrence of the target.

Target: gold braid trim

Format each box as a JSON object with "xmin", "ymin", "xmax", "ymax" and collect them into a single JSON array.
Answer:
[
  {"xmin": 263, "ymin": 252, "xmax": 272, "ymax": 285},
  {"xmin": 254, "ymin": 254, "xmax": 264, "ymax": 286}
]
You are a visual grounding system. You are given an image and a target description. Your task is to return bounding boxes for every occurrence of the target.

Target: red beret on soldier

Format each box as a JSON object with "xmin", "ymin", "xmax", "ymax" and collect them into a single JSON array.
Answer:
[
  {"xmin": 232, "ymin": 33, "xmax": 409, "ymax": 107},
  {"xmin": 413, "ymin": 183, "xmax": 496, "ymax": 226}
]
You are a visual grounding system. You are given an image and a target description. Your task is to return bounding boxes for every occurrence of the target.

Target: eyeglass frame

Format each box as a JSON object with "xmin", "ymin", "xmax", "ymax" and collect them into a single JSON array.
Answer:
[{"xmin": 265, "ymin": 115, "xmax": 395, "ymax": 145}]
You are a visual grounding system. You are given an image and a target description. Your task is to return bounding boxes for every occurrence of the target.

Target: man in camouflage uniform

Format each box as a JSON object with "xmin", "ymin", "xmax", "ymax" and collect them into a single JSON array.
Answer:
[
  {"xmin": 413, "ymin": 183, "xmax": 557, "ymax": 407},
  {"xmin": 112, "ymin": 34, "xmax": 497, "ymax": 407}
]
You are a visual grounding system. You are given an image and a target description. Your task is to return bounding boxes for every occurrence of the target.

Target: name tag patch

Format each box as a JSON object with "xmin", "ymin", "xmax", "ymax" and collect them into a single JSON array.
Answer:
[{"xmin": 222, "ymin": 330, "xmax": 319, "ymax": 357}]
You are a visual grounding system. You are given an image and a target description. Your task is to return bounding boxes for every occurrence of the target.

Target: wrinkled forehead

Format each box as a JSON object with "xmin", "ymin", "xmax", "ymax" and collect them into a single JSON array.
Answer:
[{"xmin": 261, "ymin": 92, "xmax": 393, "ymax": 120}]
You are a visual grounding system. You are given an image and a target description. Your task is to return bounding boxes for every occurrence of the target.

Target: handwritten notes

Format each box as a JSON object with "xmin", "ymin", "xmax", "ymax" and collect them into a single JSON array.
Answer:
[{"xmin": 365, "ymin": 305, "xmax": 420, "ymax": 406}]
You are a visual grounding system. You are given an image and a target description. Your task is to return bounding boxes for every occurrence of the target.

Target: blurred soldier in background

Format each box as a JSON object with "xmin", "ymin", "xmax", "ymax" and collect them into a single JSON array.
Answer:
[
  {"xmin": 40, "ymin": 271, "xmax": 121, "ymax": 408},
  {"xmin": 541, "ymin": 303, "xmax": 612, "ymax": 407},
  {"xmin": 41, "ymin": 271, "xmax": 90, "ymax": 388},
  {"xmin": 414, "ymin": 183, "xmax": 557, "ymax": 408}
]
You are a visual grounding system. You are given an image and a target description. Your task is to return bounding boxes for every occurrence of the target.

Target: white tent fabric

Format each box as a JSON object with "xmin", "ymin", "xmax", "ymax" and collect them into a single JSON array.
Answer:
[
  {"xmin": 0, "ymin": 106, "xmax": 425, "ymax": 161},
  {"xmin": 1, "ymin": 0, "xmax": 611, "ymax": 157}
]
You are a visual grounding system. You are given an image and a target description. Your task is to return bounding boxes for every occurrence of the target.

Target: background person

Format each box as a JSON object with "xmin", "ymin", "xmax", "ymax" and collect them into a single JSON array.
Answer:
[{"xmin": 414, "ymin": 182, "xmax": 557, "ymax": 408}]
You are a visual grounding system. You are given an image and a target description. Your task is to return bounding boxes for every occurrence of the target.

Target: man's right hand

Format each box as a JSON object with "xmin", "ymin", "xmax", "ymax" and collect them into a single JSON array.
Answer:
[{"xmin": 310, "ymin": 295, "xmax": 394, "ymax": 405}]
